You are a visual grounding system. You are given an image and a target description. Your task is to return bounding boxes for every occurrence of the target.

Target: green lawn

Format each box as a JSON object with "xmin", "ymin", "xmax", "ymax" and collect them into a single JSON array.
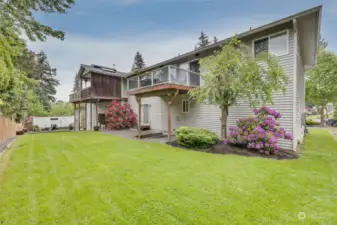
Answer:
[{"xmin": 0, "ymin": 129, "xmax": 336, "ymax": 224}]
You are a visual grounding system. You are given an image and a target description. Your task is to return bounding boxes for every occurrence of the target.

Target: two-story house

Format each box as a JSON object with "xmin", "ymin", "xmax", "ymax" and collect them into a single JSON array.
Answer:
[
  {"xmin": 70, "ymin": 6, "xmax": 321, "ymax": 151},
  {"xmin": 69, "ymin": 64, "xmax": 128, "ymax": 130},
  {"xmin": 125, "ymin": 6, "xmax": 322, "ymax": 151}
]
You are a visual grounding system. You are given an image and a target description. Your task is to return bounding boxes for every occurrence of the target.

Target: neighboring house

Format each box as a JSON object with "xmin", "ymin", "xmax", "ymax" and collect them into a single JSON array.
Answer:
[
  {"xmin": 125, "ymin": 6, "xmax": 322, "ymax": 151},
  {"xmin": 69, "ymin": 64, "xmax": 128, "ymax": 130},
  {"xmin": 69, "ymin": 6, "xmax": 321, "ymax": 151}
]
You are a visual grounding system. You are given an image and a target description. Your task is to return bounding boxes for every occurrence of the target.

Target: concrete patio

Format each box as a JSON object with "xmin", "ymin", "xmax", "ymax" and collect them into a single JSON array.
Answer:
[{"xmin": 101, "ymin": 129, "xmax": 176, "ymax": 144}]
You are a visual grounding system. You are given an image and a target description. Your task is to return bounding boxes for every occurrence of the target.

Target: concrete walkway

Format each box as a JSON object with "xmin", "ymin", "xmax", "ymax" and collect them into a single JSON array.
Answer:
[{"xmin": 101, "ymin": 129, "xmax": 176, "ymax": 144}]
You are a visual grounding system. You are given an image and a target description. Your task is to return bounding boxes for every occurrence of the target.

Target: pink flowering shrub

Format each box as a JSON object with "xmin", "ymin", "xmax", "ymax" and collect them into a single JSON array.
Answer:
[
  {"xmin": 106, "ymin": 101, "xmax": 137, "ymax": 130},
  {"xmin": 225, "ymin": 106, "xmax": 293, "ymax": 154}
]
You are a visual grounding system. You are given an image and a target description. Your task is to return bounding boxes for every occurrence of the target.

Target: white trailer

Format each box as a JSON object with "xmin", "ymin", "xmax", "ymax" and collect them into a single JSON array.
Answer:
[{"xmin": 33, "ymin": 116, "xmax": 74, "ymax": 129}]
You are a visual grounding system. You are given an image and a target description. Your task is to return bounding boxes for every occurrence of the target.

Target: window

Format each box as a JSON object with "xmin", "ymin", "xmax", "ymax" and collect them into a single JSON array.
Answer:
[
  {"xmin": 189, "ymin": 60, "xmax": 200, "ymax": 74},
  {"xmin": 254, "ymin": 37, "xmax": 268, "ymax": 56},
  {"xmin": 269, "ymin": 32, "xmax": 288, "ymax": 56},
  {"xmin": 182, "ymin": 100, "xmax": 189, "ymax": 113},
  {"xmin": 128, "ymin": 77, "xmax": 138, "ymax": 90},
  {"xmin": 253, "ymin": 31, "xmax": 288, "ymax": 57}
]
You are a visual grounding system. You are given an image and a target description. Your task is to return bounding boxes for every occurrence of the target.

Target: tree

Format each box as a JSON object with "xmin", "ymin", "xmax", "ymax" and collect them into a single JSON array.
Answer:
[
  {"xmin": 34, "ymin": 51, "xmax": 59, "ymax": 110},
  {"xmin": 131, "ymin": 51, "xmax": 146, "ymax": 72},
  {"xmin": 189, "ymin": 38, "xmax": 288, "ymax": 137},
  {"xmin": 0, "ymin": 0, "xmax": 74, "ymax": 121},
  {"xmin": 213, "ymin": 36, "xmax": 218, "ymax": 43},
  {"xmin": 306, "ymin": 42, "xmax": 337, "ymax": 125},
  {"xmin": 196, "ymin": 32, "xmax": 210, "ymax": 49},
  {"xmin": 26, "ymin": 90, "xmax": 48, "ymax": 117},
  {"xmin": 49, "ymin": 100, "xmax": 73, "ymax": 116},
  {"xmin": 13, "ymin": 48, "xmax": 59, "ymax": 111},
  {"xmin": 0, "ymin": 0, "xmax": 75, "ymax": 41}
]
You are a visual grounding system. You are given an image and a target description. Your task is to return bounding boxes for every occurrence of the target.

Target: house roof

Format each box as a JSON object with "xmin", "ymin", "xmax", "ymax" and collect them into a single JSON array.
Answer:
[
  {"xmin": 126, "ymin": 5, "xmax": 322, "ymax": 78},
  {"xmin": 80, "ymin": 64, "xmax": 128, "ymax": 78}
]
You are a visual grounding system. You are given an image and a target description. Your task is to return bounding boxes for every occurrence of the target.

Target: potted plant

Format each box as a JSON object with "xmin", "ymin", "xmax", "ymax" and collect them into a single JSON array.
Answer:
[
  {"xmin": 94, "ymin": 125, "xmax": 100, "ymax": 131},
  {"xmin": 69, "ymin": 124, "xmax": 74, "ymax": 131}
]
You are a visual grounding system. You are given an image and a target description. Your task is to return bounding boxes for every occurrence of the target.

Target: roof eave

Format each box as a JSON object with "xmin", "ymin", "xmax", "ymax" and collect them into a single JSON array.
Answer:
[{"xmin": 126, "ymin": 5, "xmax": 322, "ymax": 78}]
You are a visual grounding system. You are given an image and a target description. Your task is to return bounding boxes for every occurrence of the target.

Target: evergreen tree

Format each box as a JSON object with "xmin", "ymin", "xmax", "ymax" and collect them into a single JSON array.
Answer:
[
  {"xmin": 213, "ymin": 36, "xmax": 218, "ymax": 43},
  {"xmin": 0, "ymin": 0, "xmax": 74, "ymax": 120},
  {"xmin": 196, "ymin": 32, "xmax": 210, "ymax": 49},
  {"xmin": 131, "ymin": 51, "xmax": 146, "ymax": 72},
  {"xmin": 35, "ymin": 51, "xmax": 59, "ymax": 110},
  {"xmin": 0, "ymin": 0, "xmax": 75, "ymax": 41},
  {"xmin": 14, "ymin": 49, "xmax": 59, "ymax": 111}
]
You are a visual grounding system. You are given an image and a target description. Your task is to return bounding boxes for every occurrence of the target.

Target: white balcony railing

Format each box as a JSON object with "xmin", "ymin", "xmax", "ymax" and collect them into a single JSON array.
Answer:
[
  {"xmin": 127, "ymin": 65, "xmax": 200, "ymax": 91},
  {"xmin": 69, "ymin": 91, "xmax": 80, "ymax": 102}
]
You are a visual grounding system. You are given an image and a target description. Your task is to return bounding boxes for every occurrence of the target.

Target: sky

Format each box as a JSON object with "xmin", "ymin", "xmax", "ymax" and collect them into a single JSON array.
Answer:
[{"xmin": 27, "ymin": 0, "xmax": 337, "ymax": 101}]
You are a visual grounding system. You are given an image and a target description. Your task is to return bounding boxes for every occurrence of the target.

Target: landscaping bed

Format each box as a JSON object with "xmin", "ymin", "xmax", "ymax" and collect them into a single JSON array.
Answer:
[{"xmin": 166, "ymin": 140, "xmax": 299, "ymax": 160}]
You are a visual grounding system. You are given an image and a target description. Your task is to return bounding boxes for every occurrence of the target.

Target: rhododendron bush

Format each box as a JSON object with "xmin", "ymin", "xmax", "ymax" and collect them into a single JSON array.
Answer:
[
  {"xmin": 225, "ymin": 106, "xmax": 293, "ymax": 154},
  {"xmin": 106, "ymin": 101, "xmax": 137, "ymax": 130}
]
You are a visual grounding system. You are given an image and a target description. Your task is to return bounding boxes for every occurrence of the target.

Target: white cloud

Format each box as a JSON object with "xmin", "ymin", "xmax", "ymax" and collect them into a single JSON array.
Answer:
[{"xmin": 26, "ymin": 16, "xmax": 269, "ymax": 101}]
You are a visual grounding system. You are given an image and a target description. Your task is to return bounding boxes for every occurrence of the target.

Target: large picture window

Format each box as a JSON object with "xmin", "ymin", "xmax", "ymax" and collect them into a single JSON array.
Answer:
[{"xmin": 253, "ymin": 31, "xmax": 288, "ymax": 57}]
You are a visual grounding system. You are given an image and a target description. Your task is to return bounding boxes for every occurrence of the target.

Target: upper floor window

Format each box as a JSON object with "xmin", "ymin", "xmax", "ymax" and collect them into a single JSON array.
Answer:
[{"xmin": 253, "ymin": 31, "xmax": 288, "ymax": 57}]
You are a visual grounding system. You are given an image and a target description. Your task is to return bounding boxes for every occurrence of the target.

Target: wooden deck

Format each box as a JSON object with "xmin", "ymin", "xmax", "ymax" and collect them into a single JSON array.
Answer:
[{"xmin": 127, "ymin": 84, "xmax": 192, "ymax": 97}]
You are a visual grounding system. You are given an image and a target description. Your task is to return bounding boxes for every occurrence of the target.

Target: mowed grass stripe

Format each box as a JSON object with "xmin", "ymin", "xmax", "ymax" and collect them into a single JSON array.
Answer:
[{"xmin": 0, "ymin": 130, "xmax": 336, "ymax": 224}]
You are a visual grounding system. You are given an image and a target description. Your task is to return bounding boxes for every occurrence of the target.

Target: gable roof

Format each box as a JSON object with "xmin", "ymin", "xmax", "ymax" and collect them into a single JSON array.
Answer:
[
  {"xmin": 126, "ymin": 5, "xmax": 322, "ymax": 78},
  {"xmin": 80, "ymin": 64, "xmax": 128, "ymax": 78}
]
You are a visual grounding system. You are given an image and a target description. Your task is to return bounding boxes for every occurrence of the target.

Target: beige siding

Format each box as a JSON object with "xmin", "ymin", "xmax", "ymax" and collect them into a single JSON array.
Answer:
[
  {"xmin": 128, "ymin": 95, "xmax": 166, "ymax": 131},
  {"xmin": 295, "ymin": 32, "xmax": 305, "ymax": 143},
  {"xmin": 227, "ymin": 29, "xmax": 296, "ymax": 150}
]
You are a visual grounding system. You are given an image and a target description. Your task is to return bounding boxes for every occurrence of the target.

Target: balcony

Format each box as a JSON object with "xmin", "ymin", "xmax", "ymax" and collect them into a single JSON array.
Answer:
[
  {"xmin": 69, "ymin": 88, "xmax": 91, "ymax": 102},
  {"xmin": 127, "ymin": 65, "xmax": 200, "ymax": 96},
  {"xmin": 69, "ymin": 92, "xmax": 80, "ymax": 102}
]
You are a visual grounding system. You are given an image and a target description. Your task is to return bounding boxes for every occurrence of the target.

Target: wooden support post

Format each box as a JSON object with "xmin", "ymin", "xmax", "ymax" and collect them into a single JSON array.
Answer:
[
  {"xmin": 78, "ymin": 102, "xmax": 81, "ymax": 131},
  {"xmin": 90, "ymin": 101, "xmax": 93, "ymax": 130},
  {"xmin": 167, "ymin": 89, "xmax": 179, "ymax": 141},
  {"xmin": 85, "ymin": 102, "xmax": 87, "ymax": 130},
  {"xmin": 136, "ymin": 96, "xmax": 142, "ymax": 139},
  {"xmin": 74, "ymin": 103, "xmax": 76, "ymax": 131},
  {"xmin": 96, "ymin": 99, "xmax": 99, "ymax": 128},
  {"xmin": 168, "ymin": 94, "xmax": 172, "ymax": 141}
]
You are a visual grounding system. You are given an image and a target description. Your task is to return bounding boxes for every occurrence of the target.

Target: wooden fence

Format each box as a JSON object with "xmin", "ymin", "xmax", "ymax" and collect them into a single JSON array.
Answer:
[{"xmin": 0, "ymin": 116, "xmax": 23, "ymax": 147}]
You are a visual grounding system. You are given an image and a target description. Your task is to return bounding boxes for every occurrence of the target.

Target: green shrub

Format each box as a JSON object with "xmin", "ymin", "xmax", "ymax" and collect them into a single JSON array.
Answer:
[
  {"xmin": 175, "ymin": 126, "xmax": 218, "ymax": 148},
  {"xmin": 306, "ymin": 119, "xmax": 320, "ymax": 126}
]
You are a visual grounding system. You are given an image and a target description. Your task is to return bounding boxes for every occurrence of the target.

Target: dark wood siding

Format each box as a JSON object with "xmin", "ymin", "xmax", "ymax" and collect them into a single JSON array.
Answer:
[{"xmin": 91, "ymin": 73, "xmax": 121, "ymax": 98}]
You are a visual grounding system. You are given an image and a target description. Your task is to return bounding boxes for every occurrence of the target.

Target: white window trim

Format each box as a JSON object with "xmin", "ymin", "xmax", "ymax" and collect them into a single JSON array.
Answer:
[
  {"xmin": 182, "ymin": 100, "xmax": 190, "ymax": 113},
  {"xmin": 252, "ymin": 29, "xmax": 289, "ymax": 57}
]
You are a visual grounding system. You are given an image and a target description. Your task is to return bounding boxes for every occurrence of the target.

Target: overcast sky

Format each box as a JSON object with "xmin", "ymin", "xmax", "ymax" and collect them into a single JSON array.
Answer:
[{"xmin": 27, "ymin": 0, "xmax": 337, "ymax": 101}]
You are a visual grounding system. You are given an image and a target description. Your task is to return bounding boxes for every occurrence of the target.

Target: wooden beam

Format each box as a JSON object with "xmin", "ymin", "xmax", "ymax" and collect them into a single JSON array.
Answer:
[
  {"xmin": 73, "ymin": 103, "xmax": 76, "ymax": 131},
  {"xmin": 128, "ymin": 84, "xmax": 192, "ymax": 95},
  {"xmin": 167, "ymin": 93, "xmax": 172, "ymax": 141},
  {"xmin": 78, "ymin": 102, "xmax": 81, "ymax": 131},
  {"xmin": 96, "ymin": 99, "xmax": 99, "ymax": 127},
  {"xmin": 90, "ymin": 101, "xmax": 93, "ymax": 130},
  {"xmin": 85, "ymin": 102, "xmax": 87, "ymax": 130},
  {"xmin": 167, "ymin": 89, "xmax": 179, "ymax": 141},
  {"xmin": 136, "ymin": 96, "xmax": 142, "ymax": 139}
]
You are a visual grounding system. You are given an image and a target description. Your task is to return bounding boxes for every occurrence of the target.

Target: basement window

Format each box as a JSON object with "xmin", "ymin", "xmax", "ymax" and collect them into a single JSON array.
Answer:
[{"xmin": 182, "ymin": 100, "xmax": 189, "ymax": 113}]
